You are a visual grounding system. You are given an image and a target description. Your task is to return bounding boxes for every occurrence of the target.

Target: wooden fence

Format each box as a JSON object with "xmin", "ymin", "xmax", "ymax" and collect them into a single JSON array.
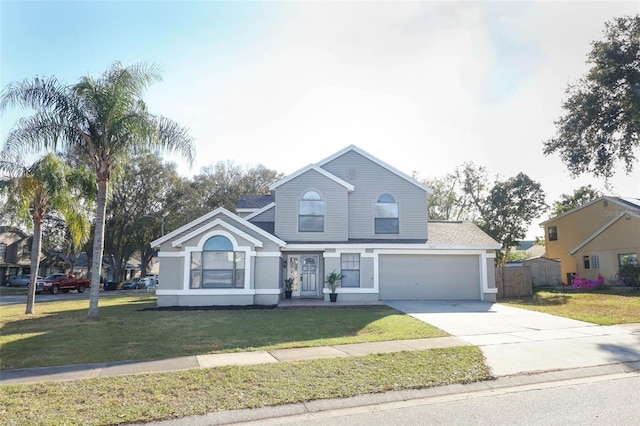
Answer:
[{"xmin": 495, "ymin": 266, "xmax": 532, "ymax": 298}]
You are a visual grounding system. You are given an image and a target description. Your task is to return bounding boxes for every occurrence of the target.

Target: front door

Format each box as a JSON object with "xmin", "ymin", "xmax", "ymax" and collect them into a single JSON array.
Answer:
[
  {"xmin": 300, "ymin": 255, "xmax": 319, "ymax": 296},
  {"xmin": 288, "ymin": 254, "xmax": 320, "ymax": 297}
]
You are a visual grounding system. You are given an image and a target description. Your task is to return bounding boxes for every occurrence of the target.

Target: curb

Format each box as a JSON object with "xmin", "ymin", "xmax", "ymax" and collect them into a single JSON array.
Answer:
[{"xmin": 140, "ymin": 361, "xmax": 640, "ymax": 425}]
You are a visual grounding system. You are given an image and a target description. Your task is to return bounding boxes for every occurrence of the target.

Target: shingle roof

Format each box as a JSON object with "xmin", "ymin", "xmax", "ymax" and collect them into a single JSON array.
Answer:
[
  {"xmin": 427, "ymin": 221, "xmax": 501, "ymax": 247},
  {"xmin": 237, "ymin": 194, "xmax": 274, "ymax": 209}
]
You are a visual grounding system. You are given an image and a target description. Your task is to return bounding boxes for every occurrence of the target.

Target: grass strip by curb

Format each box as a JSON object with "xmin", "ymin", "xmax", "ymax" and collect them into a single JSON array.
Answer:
[{"xmin": 0, "ymin": 346, "xmax": 491, "ymax": 426}]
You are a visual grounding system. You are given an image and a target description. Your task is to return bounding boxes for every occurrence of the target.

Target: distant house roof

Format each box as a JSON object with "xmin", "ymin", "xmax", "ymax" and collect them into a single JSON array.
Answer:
[
  {"xmin": 237, "ymin": 194, "xmax": 274, "ymax": 210},
  {"xmin": 427, "ymin": 221, "xmax": 501, "ymax": 248},
  {"xmin": 516, "ymin": 240, "xmax": 535, "ymax": 251}
]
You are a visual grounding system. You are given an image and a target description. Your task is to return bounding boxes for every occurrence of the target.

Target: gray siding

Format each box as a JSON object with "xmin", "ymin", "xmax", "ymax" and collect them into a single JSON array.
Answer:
[
  {"xmin": 249, "ymin": 206, "xmax": 275, "ymax": 222},
  {"xmin": 379, "ymin": 254, "xmax": 481, "ymax": 300},
  {"xmin": 254, "ymin": 256, "xmax": 281, "ymax": 290},
  {"xmin": 158, "ymin": 257, "xmax": 183, "ymax": 290},
  {"xmin": 274, "ymin": 169, "xmax": 349, "ymax": 242},
  {"xmin": 321, "ymin": 150, "xmax": 427, "ymax": 240}
]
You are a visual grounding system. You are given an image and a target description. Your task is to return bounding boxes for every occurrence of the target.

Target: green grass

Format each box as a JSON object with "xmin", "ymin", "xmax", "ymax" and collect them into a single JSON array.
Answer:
[
  {"xmin": 0, "ymin": 295, "xmax": 490, "ymax": 425},
  {"xmin": 0, "ymin": 295, "xmax": 447, "ymax": 370},
  {"xmin": 0, "ymin": 346, "xmax": 491, "ymax": 426},
  {"xmin": 502, "ymin": 288, "xmax": 640, "ymax": 325}
]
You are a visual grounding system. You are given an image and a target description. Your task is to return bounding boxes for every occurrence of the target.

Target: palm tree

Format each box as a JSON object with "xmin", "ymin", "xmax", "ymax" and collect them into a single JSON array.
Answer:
[
  {"xmin": 0, "ymin": 61, "xmax": 195, "ymax": 318},
  {"xmin": 0, "ymin": 153, "xmax": 93, "ymax": 314}
]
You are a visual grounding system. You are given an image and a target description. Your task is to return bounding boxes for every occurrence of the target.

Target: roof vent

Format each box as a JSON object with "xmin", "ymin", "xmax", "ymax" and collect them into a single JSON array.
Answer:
[{"xmin": 347, "ymin": 168, "xmax": 359, "ymax": 180}]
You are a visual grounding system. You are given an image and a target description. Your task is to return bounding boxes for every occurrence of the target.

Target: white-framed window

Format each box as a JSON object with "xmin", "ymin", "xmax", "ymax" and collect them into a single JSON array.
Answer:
[
  {"xmin": 583, "ymin": 256, "xmax": 590, "ymax": 269},
  {"xmin": 375, "ymin": 193, "xmax": 399, "ymax": 234},
  {"xmin": 341, "ymin": 253, "xmax": 360, "ymax": 287},
  {"xmin": 591, "ymin": 255, "xmax": 600, "ymax": 269},
  {"xmin": 299, "ymin": 191, "xmax": 324, "ymax": 232},
  {"xmin": 0, "ymin": 243, "xmax": 6, "ymax": 261},
  {"xmin": 548, "ymin": 226, "xmax": 558, "ymax": 241},
  {"xmin": 190, "ymin": 235, "xmax": 245, "ymax": 289}
]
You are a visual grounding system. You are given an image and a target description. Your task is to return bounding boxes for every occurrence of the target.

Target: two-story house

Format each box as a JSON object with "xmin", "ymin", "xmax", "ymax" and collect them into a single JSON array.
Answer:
[
  {"xmin": 0, "ymin": 226, "xmax": 32, "ymax": 286},
  {"xmin": 152, "ymin": 145, "xmax": 500, "ymax": 307},
  {"xmin": 540, "ymin": 196, "xmax": 640, "ymax": 285}
]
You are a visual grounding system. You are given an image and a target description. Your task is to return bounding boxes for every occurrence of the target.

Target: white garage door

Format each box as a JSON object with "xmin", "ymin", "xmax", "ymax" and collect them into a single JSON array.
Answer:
[{"xmin": 378, "ymin": 254, "xmax": 481, "ymax": 300}]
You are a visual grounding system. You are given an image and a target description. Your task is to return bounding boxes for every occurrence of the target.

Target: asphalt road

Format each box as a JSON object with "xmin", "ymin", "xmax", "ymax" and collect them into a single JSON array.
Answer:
[{"xmin": 242, "ymin": 372, "xmax": 640, "ymax": 426}]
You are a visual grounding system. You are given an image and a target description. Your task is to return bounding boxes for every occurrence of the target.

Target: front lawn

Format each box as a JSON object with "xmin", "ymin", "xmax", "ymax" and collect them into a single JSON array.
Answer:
[
  {"xmin": 0, "ymin": 295, "xmax": 447, "ymax": 370},
  {"xmin": 502, "ymin": 288, "xmax": 640, "ymax": 325},
  {"xmin": 0, "ymin": 295, "xmax": 493, "ymax": 425}
]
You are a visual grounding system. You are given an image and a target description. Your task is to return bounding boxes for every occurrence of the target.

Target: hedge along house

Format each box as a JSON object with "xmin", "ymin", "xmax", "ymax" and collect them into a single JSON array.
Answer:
[{"xmin": 151, "ymin": 145, "xmax": 500, "ymax": 307}]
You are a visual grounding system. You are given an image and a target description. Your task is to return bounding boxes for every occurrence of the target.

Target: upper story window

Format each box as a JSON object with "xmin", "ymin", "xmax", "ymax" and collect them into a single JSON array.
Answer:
[
  {"xmin": 22, "ymin": 243, "xmax": 30, "ymax": 260},
  {"xmin": 0, "ymin": 243, "xmax": 6, "ymax": 261},
  {"xmin": 190, "ymin": 235, "xmax": 245, "ymax": 289},
  {"xmin": 548, "ymin": 226, "xmax": 558, "ymax": 241},
  {"xmin": 299, "ymin": 191, "xmax": 324, "ymax": 232},
  {"xmin": 375, "ymin": 193, "xmax": 399, "ymax": 234}
]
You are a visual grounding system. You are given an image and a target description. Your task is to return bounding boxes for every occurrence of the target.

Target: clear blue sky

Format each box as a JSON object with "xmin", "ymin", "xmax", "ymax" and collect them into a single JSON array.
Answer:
[{"xmin": 2, "ymin": 0, "xmax": 639, "ymax": 238}]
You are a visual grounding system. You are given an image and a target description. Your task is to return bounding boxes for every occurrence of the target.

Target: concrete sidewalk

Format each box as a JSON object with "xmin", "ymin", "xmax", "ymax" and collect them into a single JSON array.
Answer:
[{"xmin": 0, "ymin": 336, "xmax": 469, "ymax": 385}]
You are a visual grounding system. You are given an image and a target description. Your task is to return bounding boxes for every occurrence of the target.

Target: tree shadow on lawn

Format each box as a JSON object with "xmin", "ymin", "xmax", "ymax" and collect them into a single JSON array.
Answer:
[{"xmin": 1, "ymin": 300, "xmax": 427, "ymax": 370}]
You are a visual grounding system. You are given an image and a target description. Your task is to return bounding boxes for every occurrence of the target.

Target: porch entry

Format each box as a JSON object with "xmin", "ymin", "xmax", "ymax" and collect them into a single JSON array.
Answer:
[{"xmin": 287, "ymin": 254, "xmax": 320, "ymax": 297}]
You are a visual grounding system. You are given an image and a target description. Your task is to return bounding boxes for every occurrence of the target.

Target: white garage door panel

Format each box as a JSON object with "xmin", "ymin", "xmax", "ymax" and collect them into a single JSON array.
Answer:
[{"xmin": 379, "ymin": 255, "xmax": 481, "ymax": 300}]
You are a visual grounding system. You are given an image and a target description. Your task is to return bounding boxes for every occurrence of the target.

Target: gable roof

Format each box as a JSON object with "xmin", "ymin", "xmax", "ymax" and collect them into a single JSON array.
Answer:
[
  {"xmin": 151, "ymin": 207, "xmax": 286, "ymax": 248},
  {"xmin": 316, "ymin": 145, "xmax": 433, "ymax": 194},
  {"xmin": 269, "ymin": 164, "xmax": 354, "ymax": 191},
  {"xmin": 569, "ymin": 210, "xmax": 640, "ymax": 255},
  {"xmin": 540, "ymin": 196, "xmax": 640, "ymax": 226}
]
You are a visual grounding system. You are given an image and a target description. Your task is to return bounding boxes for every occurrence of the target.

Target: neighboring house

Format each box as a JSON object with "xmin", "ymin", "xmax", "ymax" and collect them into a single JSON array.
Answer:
[
  {"xmin": 0, "ymin": 226, "xmax": 32, "ymax": 286},
  {"xmin": 152, "ymin": 145, "xmax": 501, "ymax": 307},
  {"xmin": 505, "ymin": 257, "xmax": 562, "ymax": 287},
  {"xmin": 40, "ymin": 252, "xmax": 90, "ymax": 279},
  {"xmin": 512, "ymin": 240, "xmax": 546, "ymax": 259},
  {"xmin": 540, "ymin": 196, "xmax": 640, "ymax": 285}
]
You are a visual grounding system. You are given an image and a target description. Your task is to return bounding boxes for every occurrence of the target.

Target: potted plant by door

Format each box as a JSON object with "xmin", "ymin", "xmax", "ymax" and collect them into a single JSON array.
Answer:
[
  {"xmin": 284, "ymin": 277, "xmax": 294, "ymax": 299},
  {"xmin": 325, "ymin": 271, "xmax": 342, "ymax": 302}
]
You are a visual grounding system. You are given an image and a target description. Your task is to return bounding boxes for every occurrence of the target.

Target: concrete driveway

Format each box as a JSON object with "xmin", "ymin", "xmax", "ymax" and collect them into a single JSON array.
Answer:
[{"xmin": 387, "ymin": 301, "xmax": 640, "ymax": 376}]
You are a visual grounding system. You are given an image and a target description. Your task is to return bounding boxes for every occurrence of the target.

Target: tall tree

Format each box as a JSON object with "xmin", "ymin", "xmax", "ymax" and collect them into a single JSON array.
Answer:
[
  {"xmin": 544, "ymin": 15, "xmax": 640, "ymax": 179},
  {"xmin": 0, "ymin": 61, "xmax": 195, "ymax": 318},
  {"xmin": 418, "ymin": 169, "xmax": 475, "ymax": 221},
  {"xmin": 178, "ymin": 161, "xmax": 283, "ymax": 223},
  {"xmin": 0, "ymin": 153, "xmax": 93, "ymax": 314},
  {"xmin": 105, "ymin": 152, "xmax": 181, "ymax": 281},
  {"xmin": 461, "ymin": 163, "xmax": 547, "ymax": 266},
  {"xmin": 550, "ymin": 185, "xmax": 602, "ymax": 217}
]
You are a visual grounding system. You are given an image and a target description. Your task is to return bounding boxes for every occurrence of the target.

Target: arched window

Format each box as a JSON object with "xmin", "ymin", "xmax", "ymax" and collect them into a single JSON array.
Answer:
[
  {"xmin": 375, "ymin": 193, "xmax": 399, "ymax": 234},
  {"xmin": 299, "ymin": 190, "xmax": 324, "ymax": 232},
  {"xmin": 190, "ymin": 235, "xmax": 245, "ymax": 289}
]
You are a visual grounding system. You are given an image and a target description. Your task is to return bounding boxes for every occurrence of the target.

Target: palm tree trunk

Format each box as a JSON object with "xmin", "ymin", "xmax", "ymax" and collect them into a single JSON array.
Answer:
[
  {"xmin": 25, "ymin": 218, "xmax": 43, "ymax": 315},
  {"xmin": 87, "ymin": 179, "xmax": 108, "ymax": 319}
]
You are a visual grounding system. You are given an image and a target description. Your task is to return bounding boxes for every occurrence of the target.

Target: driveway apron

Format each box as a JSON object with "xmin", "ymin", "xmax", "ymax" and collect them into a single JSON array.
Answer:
[{"xmin": 386, "ymin": 301, "xmax": 640, "ymax": 376}]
